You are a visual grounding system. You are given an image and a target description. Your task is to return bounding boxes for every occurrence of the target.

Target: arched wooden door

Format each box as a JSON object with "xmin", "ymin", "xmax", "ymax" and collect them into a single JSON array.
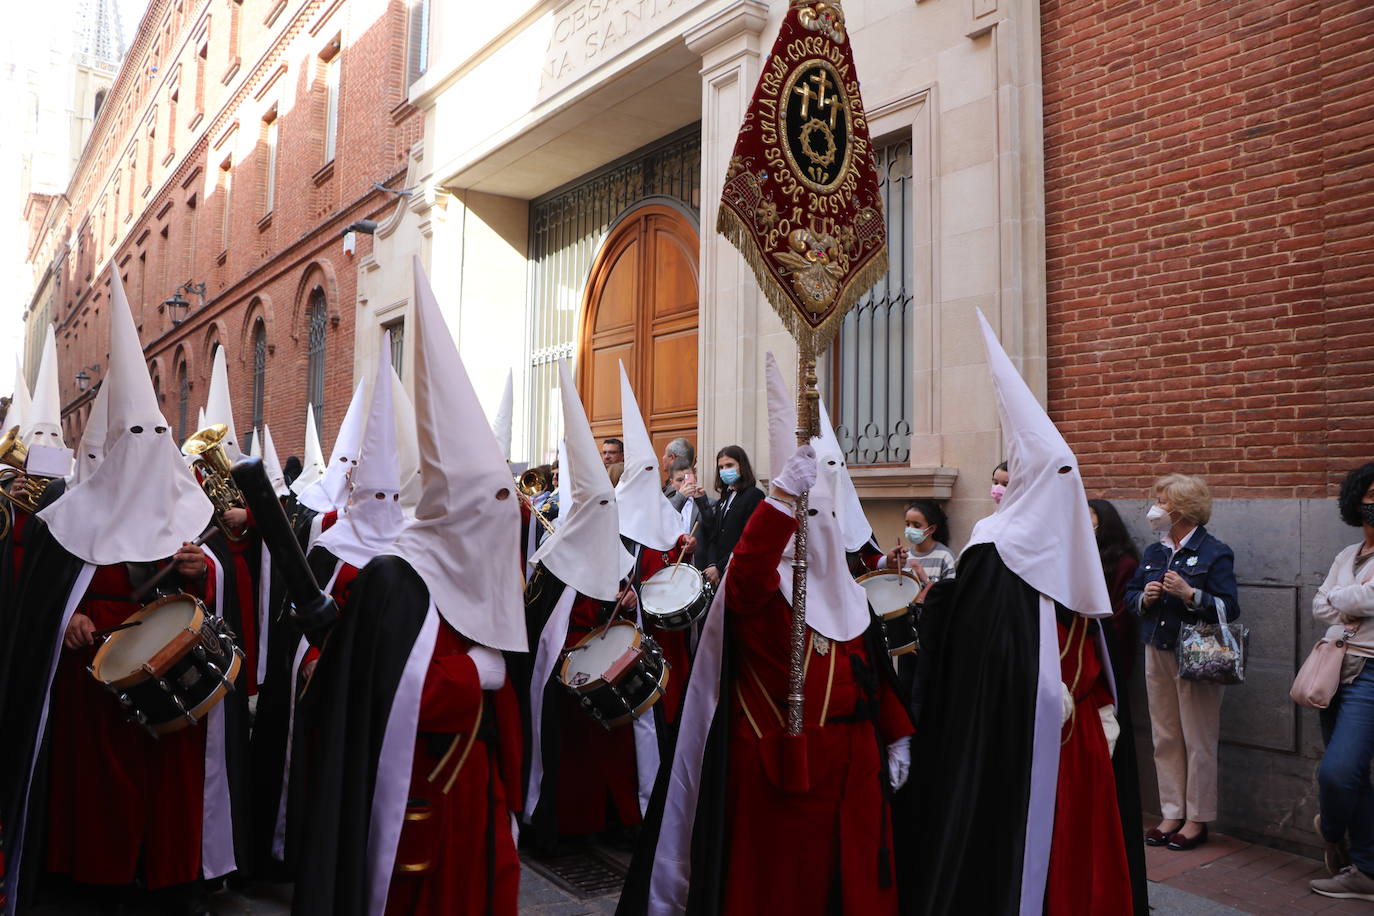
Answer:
[{"xmin": 578, "ymin": 203, "xmax": 698, "ymax": 465}]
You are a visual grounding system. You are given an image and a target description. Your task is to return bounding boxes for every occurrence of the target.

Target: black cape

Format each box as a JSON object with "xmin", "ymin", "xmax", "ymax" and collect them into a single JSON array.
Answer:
[
  {"xmin": 289, "ymin": 554, "xmax": 430, "ymax": 916},
  {"xmin": 904, "ymin": 543, "xmax": 1040, "ymax": 916}
]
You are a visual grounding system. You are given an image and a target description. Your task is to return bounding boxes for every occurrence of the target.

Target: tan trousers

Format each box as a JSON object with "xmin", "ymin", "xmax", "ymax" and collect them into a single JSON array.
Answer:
[{"xmin": 1145, "ymin": 644, "xmax": 1225, "ymax": 822}]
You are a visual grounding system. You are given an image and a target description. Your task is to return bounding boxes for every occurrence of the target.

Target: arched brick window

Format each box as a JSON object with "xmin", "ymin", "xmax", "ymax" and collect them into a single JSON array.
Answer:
[
  {"xmin": 251, "ymin": 319, "xmax": 267, "ymax": 449},
  {"xmin": 306, "ymin": 289, "xmax": 327, "ymax": 436}
]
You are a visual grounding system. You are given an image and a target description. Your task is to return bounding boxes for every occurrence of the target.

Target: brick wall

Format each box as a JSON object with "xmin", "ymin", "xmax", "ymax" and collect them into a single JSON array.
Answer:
[
  {"xmin": 1041, "ymin": 0, "xmax": 1374, "ymax": 500},
  {"xmin": 41, "ymin": 0, "xmax": 421, "ymax": 463}
]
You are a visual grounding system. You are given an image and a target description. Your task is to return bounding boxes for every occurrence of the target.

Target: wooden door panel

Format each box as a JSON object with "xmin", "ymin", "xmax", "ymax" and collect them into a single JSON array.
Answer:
[
  {"xmin": 578, "ymin": 203, "xmax": 698, "ymax": 475},
  {"xmin": 593, "ymin": 238, "xmax": 639, "ymax": 334}
]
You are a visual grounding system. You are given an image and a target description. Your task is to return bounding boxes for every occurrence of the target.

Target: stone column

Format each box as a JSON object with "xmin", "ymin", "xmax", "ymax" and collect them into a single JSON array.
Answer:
[{"xmin": 685, "ymin": 0, "xmax": 784, "ymax": 481}]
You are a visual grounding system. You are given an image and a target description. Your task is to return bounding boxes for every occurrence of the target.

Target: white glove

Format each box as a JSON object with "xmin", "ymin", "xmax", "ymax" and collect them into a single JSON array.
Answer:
[
  {"xmin": 1060, "ymin": 682, "xmax": 1074, "ymax": 727},
  {"xmin": 1098, "ymin": 704, "xmax": 1120, "ymax": 757},
  {"xmin": 469, "ymin": 645, "xmax": 506, "ymax": 691},
  {"xmin": 510, "ymin": 811, "xmax": 520, "ymax": 846},
  {"xmin": 773, "ymin": 445, "xmax": 818, "ymax": 498},
  {"xmin": 887, "ymin": 735, "xmax": 911, "ymax": 791}
]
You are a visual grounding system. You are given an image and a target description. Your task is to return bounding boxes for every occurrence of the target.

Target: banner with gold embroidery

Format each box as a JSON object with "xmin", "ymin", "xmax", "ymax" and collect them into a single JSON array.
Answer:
[{"xmin": 717, "ymin": 0, "xmax": 887, "ymax": 354}]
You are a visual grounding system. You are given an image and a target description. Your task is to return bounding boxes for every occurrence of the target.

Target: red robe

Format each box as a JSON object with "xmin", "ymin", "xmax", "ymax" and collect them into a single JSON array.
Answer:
[
  {"xmin": 633, "ymin": 540, "xmax": 693, "ymax": 724},
  {"xmin": 1046, "ymin": 615, "xmax": 1133, "ymax": 915},
  {"xmin": 554, "ymin": 594, "xmax": 643, "ymax": 835},
  {"xmin": 386, "ymin": 624, "xmax": 523, "ymax": 915},
  {"xmin": 45, "ymin": 561, "xmax": 217, "ymax": 889},
  {"xmin": 721, "ymin": 501, "xmax": 913, "ymax": 916}
]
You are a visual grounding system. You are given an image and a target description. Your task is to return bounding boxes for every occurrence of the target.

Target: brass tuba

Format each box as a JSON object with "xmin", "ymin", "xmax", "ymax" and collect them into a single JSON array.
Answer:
[
  {"xmin": 0, "ymin": 425, "xmax": 55, "ymax": 515},
  {"xmin": 515, "ymin": 467, "xmax": 555, "ymax": 537},
  {"xmin": 182, "ymin": 424, "xmax": 249, "ymax": 542}
]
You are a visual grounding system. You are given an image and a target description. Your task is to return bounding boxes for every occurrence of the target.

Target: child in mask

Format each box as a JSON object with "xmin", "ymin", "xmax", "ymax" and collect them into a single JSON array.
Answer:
[
  {"xmin": 882, "ymin": 499, "xmax": 957, "ymax": 593},
  {"xmin": 991, "ymin": 460, "xmax": 1009, "ymax": 504}
]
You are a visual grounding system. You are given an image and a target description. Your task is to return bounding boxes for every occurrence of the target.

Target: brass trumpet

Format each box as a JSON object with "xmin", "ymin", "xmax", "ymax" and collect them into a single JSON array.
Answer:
[
  {"xmin": 182, "ymin": 424, "xmax": 249, "ymax": 542},
  {"xmin": 0, "ymin": 425, "xmax": 55, "ymax": 516}
]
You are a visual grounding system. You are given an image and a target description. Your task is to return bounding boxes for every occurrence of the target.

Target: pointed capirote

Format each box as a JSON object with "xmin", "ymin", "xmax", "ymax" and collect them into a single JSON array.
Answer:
[
  {"xmin": 391, "ymin": 367, "xmax": 421, "ymax": 516},
  {"xmin": 763, "ymin": 351, "xmax": 870, "ymax": 641},
  {"xmin": 492, "ymin": 368, "xmax": 514, "ymax": 461},
  {"xmin": 8, "ymin": 358, "xmax": 31, "ymax": 439},
  {"xmin": 390, "ymin": 256, "xmax": 527, "ymax": 651},
  {"xmin": 296, "ymin": 378, "xmax": 367, "ymax": 514},
  {"xmin": 290, "ymin": 402, "xmax": 328, "ymax": 495},
  {"xmin": 26, "ymin": 325, "xmax": 65, "ymax": 449},
  {"xmin": 528, "ymin": 360, "xmax": 635, "ymax": 601},
  {"xmin": 814, "ymin": 397, "xmax": 873, "ymax": 553},
  {"xmin": 260, "ymin": 424, "xmax": 289, "ymax": 497},
  {"xmin": 965, "ymin": 309, "xmax": 1111, "ymax": 618},
  {"xmin": 204, "ymin": 345, "xmax": 242, "ymax": 458},
  {"xmin": 40, "ymin": 270, "xmax": 212, "ymax": 564},
  {"xmin": 614, "ymin": 361, "xmax": 680, "ymax": 551},
  {"xmin": 71, "ymin": 371, "xmax": 110, "ymax": 484},
  {"xmin": 318, "ymin": 332, "xmax": 405, "ymax": 569}
]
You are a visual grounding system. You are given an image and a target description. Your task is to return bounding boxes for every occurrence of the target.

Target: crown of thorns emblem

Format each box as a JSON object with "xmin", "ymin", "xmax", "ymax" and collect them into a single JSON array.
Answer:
[{"xmin": 799, "ymin": 118, "xmax": 837, "ymax": 168}]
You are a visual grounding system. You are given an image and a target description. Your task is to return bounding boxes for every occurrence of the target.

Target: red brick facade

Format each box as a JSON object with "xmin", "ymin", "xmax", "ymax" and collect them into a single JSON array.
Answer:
[
  {"xmin": 37, "ymin": 0, "xmax": 424, "ymax": 462},
  {"xmin": 1041, "ymin": 0, "xmax": 1374, "ymax": 498}
]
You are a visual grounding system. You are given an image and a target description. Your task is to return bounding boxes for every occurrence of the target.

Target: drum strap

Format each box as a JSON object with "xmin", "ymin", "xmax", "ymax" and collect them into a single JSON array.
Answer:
[{"xmin": 736, "ymin": 635, "xmax": 836, "ymax": 736}]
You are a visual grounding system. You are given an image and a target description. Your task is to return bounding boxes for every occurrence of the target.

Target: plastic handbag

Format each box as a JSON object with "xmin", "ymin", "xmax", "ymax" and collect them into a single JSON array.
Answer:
[{"xmin": 1177, "ymin": 597, "xmax": 1248, "ymax": 685}]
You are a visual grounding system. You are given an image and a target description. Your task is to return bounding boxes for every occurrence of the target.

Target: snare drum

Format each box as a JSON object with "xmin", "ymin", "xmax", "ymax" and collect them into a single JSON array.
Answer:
[
  {"xmin": 89, "ymin": 593, "xmax": 243, "ymax": 736},
  {"xmin": 557, "ymin": 620, "xmax": 669, "ymax": 729},
  {"xmin": 639, "ymin": 564, "xmax": 713, "ymax": 631},
  {"xmin": 856, "ymin": 569, "xmax": 922, "ymax": 657}
]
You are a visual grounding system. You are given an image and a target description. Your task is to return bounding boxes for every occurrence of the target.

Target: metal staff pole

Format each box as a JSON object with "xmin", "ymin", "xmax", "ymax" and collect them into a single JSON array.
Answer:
[{"xmin": 786, "ymin": 347, "xmax": 821, "ymax": 737}]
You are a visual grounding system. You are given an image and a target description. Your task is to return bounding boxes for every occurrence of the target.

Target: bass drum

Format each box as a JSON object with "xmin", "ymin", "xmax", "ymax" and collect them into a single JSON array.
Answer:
[
  {"xmin": 89, "ymin": 593, "xmax": 242, "ymax": 736},
  {"xmin": 558, "ymin": 620, "xmax": 668, "ymax": 729}
]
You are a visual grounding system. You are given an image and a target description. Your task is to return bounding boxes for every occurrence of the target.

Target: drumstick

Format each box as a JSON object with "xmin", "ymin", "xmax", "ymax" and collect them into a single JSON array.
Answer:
[
  {"xmin": 91, "ymin": 620, "xmax": 143, "ymax": 639},
  {"xmin": 130, "ymin": 526, "xmax": 215, "ymax": 602},
  {"xmin": 671, "ymin": 520, "xmax": 701, "ymax": 577}
]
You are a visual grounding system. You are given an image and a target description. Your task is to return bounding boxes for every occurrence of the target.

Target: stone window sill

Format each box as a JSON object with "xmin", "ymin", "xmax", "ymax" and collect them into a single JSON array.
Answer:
[
  {"xmin": 216, "ymin": 249, "xmax": 227, "ymax": 266},
  {"xmin": 258, "ymin": 211, "xmax": 273, "ymax": 231},
  {"xmin": 847, "ymin": 465, "xmax": 960, "ymax": 500},
  {"xmin": 312, "ymin": 160, "xmax": 335, "ymax": 186}
]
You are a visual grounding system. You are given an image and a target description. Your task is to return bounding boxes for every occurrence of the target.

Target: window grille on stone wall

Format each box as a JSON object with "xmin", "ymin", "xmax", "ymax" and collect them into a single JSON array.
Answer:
[
  {"xmin": 251, "ymin": 320, "xmax": 266, "ymax": 449},
  {"xmin": 177, "ymin": 362, "xmax": 189, "ymax": 442},
  {"xmin": 830, "ymin": 137, "xmax": 913, "ymax": 465},
  {"xmin": 406, "ymin": 0, "xmax": 430, "ymax": 87},
  {"xmin": 525, "ymin": 124, "xmax": 700, "ymax": 462},
  {"xmin": 306, "ymin": 291, "xmax": 327, "ymax": 435},
  {"xmin": 384, "ymin": 317, "xmax": 405, "ymax": 379}
]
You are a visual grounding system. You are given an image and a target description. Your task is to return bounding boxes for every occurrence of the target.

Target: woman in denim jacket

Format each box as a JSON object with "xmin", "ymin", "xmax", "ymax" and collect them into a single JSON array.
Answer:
[{"xmin": 1125, "ymin": 474, "xmax": 1240, "ymax": 852}]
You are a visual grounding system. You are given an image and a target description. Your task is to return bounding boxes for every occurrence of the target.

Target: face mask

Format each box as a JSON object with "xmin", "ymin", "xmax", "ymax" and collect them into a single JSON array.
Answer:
[
  {"xmin": 990, "ymin": 483, "xmax": 1006, "ymax": 504},
  {"xmin": 719, "ymin": 467, "xmax": 740, "ymax": 486},
  {"xmin": 1146, "ymin": 504, "xmax": 1171, "ymax": 533},
  {"xmin": 1361, "ymin": 503, "xmax": 1374, "ymax": 527},
  {"xmin": 904, "ymin": 526, "xmax": 928, "ymax": 546}
]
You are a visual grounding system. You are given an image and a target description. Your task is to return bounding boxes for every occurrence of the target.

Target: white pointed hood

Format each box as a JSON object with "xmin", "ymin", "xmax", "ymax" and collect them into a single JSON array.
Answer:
[
  {"xmin": 290, "ymin": 403, "xmax": 327, "ymax": 496},
  {"xmin": 204, "ymin": 345, "xmax": 241, "ymax": 459},
  {"xmin": 765, "ymin": 352, "xmax": 870, "ymax": 642},
  {"xmin": 296, "ymin": 378, "xmax": 366, "ymax": 513},
  {"xmin": 391, "ymin": 368, "xmax": 421, "ymax": 516},
  {"xmin": 614, "ymin": 362, "xmax": 680, "ymax": 551},
  {"xmin": 391, "ymin": 258, "xmax": 526, "ymax": 651},
  {"xmin": 491, "ymin": 369, "xmax": 514, "ymax": 461},
  {"xmin": 39, "ymin": 272, "xmax": 213, "ymax": 564},
  {"xmin": 815, "ymin": 397, "xmax": 873, "ymax": 553},
  {"xmin": 552, "ymin": 438, "xmax": 570, "ymax": 530},
  {"xmin": 529, "ymin": 360, "xmax": 634, "ymax": 601},
  {"xmin": 8, "ymin": 359, "xmax": 31, "ymax": 438},
  {"xmin": 71, "ymin": 375, "xmax": 110, "ymax": 485},
  {"xmin": 318, "ymin": 334, "xmax": 405, "ymax": 569},
  {"xmin": 26, "ymin": 325, "xmax": 64, "ymax": 449},
  {"xmin": 197, "ymin": 406, "xmax": 206, "ymax": 431},
  {"xmin": 260, "ymin": 424, "xmax": 289, "ymax": 497},
  {"xmin": 965, "ymin": 310, "xmax": 1110, "ymax": 618}
]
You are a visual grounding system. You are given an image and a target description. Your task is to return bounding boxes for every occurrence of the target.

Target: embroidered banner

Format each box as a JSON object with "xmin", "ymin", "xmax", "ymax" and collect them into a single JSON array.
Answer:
[{"xmin": 717, "ymin": 0, "xmax": 887, "ymax": 353}]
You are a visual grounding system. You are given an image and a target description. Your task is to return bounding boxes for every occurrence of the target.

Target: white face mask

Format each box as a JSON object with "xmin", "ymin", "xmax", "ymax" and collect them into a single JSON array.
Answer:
[
  {"xmin": 904, "ymin": 526, "xmax": 928, "ymax": 546},
  {"xmin": 990, "ymin": 483, "xmax": 1006, "ymax": 504},
  {"xmin": 1146, "ymin": 504, "xmax": 1171, "ymax": 533}
]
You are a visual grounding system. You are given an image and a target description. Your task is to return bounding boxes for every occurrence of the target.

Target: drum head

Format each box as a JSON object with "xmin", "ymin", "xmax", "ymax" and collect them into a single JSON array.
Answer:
[
  {"xmin": 93, "ymin": 596, "xmax": 200, "ymax": 682},
  {"xmin": 640, "ymin": 565, "xmax": 704, "ymax": 614},
  {"xmin": 856, "ymin": 570, "xmax": 921, "ymax": 615},
  {"xmin": 565, "ymin": 622, "xmax": 640, "ymax": 684}
]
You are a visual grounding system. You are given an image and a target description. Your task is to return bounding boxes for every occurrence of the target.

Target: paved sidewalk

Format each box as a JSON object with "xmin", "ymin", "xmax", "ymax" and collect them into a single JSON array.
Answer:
[{"xmin": 1145, "ymin": 830, "xmax": 1374, "ymax": 914}]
